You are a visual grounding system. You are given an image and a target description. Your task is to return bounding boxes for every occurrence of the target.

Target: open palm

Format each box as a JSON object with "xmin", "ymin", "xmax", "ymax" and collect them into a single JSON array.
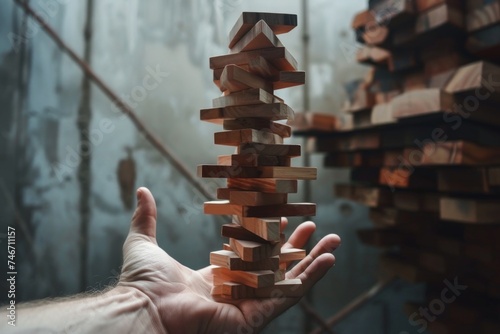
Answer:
[{"xmin": 118, "ymin": 187, "xmax": 341, "ymax": 334}]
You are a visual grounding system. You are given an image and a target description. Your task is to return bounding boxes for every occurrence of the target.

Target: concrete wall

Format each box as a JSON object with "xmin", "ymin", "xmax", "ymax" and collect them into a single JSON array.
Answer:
[{"xmin": 0, "ymin": 1, "xmax": 424, "ymax": 333}]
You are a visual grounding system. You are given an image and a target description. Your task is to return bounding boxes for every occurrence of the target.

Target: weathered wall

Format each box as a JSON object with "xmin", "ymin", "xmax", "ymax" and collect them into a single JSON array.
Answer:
[{"xmin": 0, "ymin": 1, "xmax": 423, "ymax": 333}]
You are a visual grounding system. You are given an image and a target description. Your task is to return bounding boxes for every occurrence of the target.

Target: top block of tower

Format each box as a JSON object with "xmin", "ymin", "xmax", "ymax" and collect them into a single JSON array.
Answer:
[{"xmin": 229, "ymin": 12, "xmax": 298, "ymax": 48}]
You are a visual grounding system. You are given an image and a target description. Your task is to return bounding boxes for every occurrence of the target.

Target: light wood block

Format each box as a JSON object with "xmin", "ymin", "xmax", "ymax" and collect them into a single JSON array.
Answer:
[
  {"xmin": 392, "ymin": 88, "xmax": 454, "ymax": 119},
  {"xmin": 204, "ymin": 201, "xmax": 316, "ymax": 217},
  {"xmin": 212, "ymin": 267, "xmax": 275, "ymax": 288},
  {"xmin": 210, "ymin": 250, "xmax": 279, "ymax": 271},
  {"xmin": 223, "ymin": 119, "xmax": 292, "ymax": 138},
  {"xmin": 403, "ymin": 141, "xmax": 500, "ymax": 166},
  {"xmin": 214, "ymin": 129, "xmax": 283, "ymax": 146},
  {"xmin": 440, "ymin": 197, "xmax": 500, "ymax": 223},
  {"xmin": 229, "ymin": 12, "xmax": 297, "ymax": 48},
  {"xmin": 445, "ymin": 61, "xmax": 500, "ymax": 102},
  {"xmin": 233, "ymin": 216, "xmax": 280, "ymax": 242},
  {"xmin": 228, "ymin": 178, "xmax": 298, "ymax": 193},
  {"xmin": 279, "ymin": 248, "xmax": 306, "ymax": 262},
  {"xmin": 200, "ymin": 103, "xmax": 294, "ymax": 124},
  {"xmin": 219, "ymin": 64, "xmax": 273, "ymax": 93},
  {"xmin": 231, "ymin": 20, "xmax": 284, "ymax": 54},
  {"xmin": 217, "ymin": 154, "xmax": 291, "ymax": 167},
  {"xmin": 229, "ymin": 238, "xmax": 280, "ymax": 262},
  {"xmin": 467, "ymin": 1, "xmax": 500, "ymax": 32}
]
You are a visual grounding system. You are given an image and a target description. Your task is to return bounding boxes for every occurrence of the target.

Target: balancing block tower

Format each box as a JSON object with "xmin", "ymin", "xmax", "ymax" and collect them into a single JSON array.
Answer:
[{"xmin": 198, "ymin": 12, "xmax": 317, "ymax": 300}]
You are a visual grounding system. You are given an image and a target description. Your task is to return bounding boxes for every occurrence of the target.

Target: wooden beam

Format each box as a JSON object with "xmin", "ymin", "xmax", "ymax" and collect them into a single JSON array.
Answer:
[
  {"xmin": 440, "ymin": 197, "xmax": 500, "ymax": 223},
  {"xmin": 200, "ymin": 103, "xmax": 294, "ymax": 124},
  {"xmin": 227, "ymin": 178, "xmax": 298, "ymax": 193},
  {"xmin": 210, "ymin": 47, "xmax": 298, "ymax": 71},
  {"xmin": 212, "ymin": 267, "xmax": 275, "ymax": 288}
]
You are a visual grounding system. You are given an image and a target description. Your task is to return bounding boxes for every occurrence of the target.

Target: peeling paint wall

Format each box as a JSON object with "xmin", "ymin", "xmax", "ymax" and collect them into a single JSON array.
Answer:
[{"xmin": 0, "ymin": 1, "xmax": 423, "ymax": 333}]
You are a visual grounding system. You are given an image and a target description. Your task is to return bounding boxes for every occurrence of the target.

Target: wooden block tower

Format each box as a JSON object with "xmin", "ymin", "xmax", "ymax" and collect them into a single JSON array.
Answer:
[{"xmin": 198, "ymin": 12, "xmax": 316, "ymax": 299}]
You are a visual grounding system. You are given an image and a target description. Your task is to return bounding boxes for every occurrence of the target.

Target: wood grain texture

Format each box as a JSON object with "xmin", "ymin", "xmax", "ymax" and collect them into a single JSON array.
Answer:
[
  {"xmin": 217, "ymin": 154, "xmax": 291, "ymax": 167},
  {"xmin": 204, "ymin": 201, "xmax": 316, "ymax": 217},
  {"xmin": 198, "ymin": 165, "xmax": 316, "ymax": 180},
  {"xmin": 229, "ymin": 238, "xmax": 280, "ymax": 262},
  {"xmin": 200, "ymin": 103, "xmax": 294, "ymax": 124},
  {"xmin": 223, "ymin": 119, "xmax": 292, "ymax": 138},
  {"xmin": 214, "ymin": 129, "xmax": 283, "ymax": 146},
  {"xmin": 279, "ymin": 248, "xmax": 306, "ymax": 262},
  {"xmin": 210, "ymin": 47, "xmax": 298, "ymax": 71},
  {"xmin": 228, "ymin": 190, "xmax": 288, "ymax": 206},
  {"xmin": 392, "ymin": 88, "xmax": 454, "ymax": 119},
  {"xmin": 273, "ymin": 71, "xmax": 306, "ymax": 90},
  {"xmin": 221, "ymin": 224, "xmax": 268, "ymax": 243},
  {"xmin": 212, "ymin": 267, "xmax": 275, "ymax": 288},
  {"xmin": 238, "ymin": 143, "xmax": 301, "ymax": 157},
  {"xmin": 403, "ymin": 141, "xmax": 500, "ymax": 166},
  {"xmin": 210, "ymin": 250, "xmax": 279, "ymax": 271},
  {"xmin": 212, "ymin": 279, "xmax": 303, "ymax": 299},
  {"xmin": 233, "ymin": 216, "xmax": 280, "ymax": 241},
  {"xmin": 213, "ymin": 88, "xmax": 281, "ymax": 108},
  {"xmin": 230, "ymin": 20, "xmax": 284, "ymax": 54},
  {"xmin": 227, "ymin": 178, "xmax": 298, "ymax": 193},
  {"xmin": 218, "ymin": 64, "xmax": 273, "ymax": 93},
  {"xmin": 228, "ymin": 12, "xmax": 297, "ymax": 48}
]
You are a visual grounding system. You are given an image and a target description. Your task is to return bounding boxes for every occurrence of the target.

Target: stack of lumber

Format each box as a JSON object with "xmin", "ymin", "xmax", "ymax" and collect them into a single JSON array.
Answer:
[
  {"xmin": 294, "ymin": 1, "xmax": 500, "ymax": 332},
  {"xmin": 200, "ymin": 12, "xmax": 316, "ymax": 300}
]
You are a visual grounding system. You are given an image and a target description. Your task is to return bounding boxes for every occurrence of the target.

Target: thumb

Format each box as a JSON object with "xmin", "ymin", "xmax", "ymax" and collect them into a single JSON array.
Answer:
[{"xmin": 130, "ymin": 187, "xmax": 157, "ymax": 239}]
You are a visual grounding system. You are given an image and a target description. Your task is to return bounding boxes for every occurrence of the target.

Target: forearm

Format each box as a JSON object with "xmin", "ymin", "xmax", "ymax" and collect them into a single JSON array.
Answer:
[{"xmin": 3, "ymin": 286, "xmax": 164, "ymax": 334}]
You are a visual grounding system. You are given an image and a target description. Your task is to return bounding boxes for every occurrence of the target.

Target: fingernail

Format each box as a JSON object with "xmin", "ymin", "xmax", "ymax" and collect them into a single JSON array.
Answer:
[{"xmin": 136, "ymin": 188, "xmax": 142, "ymax": 201}]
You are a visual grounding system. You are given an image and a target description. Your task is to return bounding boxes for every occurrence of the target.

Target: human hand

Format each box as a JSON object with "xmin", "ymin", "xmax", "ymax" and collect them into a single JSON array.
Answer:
[{"xmin": 118, "ymin": 187, "xmax": 341, "ymax": 333}]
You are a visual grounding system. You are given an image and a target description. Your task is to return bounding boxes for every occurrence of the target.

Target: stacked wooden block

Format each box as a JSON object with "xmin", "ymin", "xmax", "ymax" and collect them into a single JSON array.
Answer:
[
  {"xmin": 295, "ymin": 1, "xmax": 500, "ymax": 332},
  {"xmin": 199, "ymin": 12, "xmax": 317, "ymax": 300}
]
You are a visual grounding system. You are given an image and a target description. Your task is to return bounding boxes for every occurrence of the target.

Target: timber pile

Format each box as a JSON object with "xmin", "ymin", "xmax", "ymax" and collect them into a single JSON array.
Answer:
[{"xmin": 293, "ymin": 1, "xmax": 500, "ymax": 332}]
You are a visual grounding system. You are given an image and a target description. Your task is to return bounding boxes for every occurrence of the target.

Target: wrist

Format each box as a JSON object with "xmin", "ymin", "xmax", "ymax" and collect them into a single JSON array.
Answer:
[{"xmin": 110, "ymin": 285, "xmax": 165, "ymax": 334}]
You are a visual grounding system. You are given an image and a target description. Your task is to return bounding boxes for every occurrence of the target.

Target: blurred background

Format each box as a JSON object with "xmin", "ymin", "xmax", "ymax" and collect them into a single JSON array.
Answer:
[{"xmin": 5, "ymin": 0, "xmax": 495, "ymax": 333}]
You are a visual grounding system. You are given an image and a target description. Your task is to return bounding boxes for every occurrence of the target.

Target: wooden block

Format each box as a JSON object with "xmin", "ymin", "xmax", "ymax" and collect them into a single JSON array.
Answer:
[
  {"xmin": 279, "ymin": 248, "xmax": 306, "ymax": 262},
  {"xmin": 233, "ymin": 216, "xmax": 280, "ymax": 242},
  {"xmin": 229, "ymin": 13, "xmax": 297, "ymax": 48},
  {"xmin": 445, "ymin": 61, "xmax": 500, "ymax": 103},
  {"xmin": 223, "ymin": 243, "xmax": 232, "ymax": 251},
  {"xmin": 428, "ymin": 68, "xmax": 457, "ymax": 89},
  {"xmin": 379, "ymin": 167, "xmax": 437, "ymax": 190},
  {"xmin": 274, "ymin": 269, "xmax": 285, "ymax": 282},
  {"xmin": 352, "ymin": 10, "xmax": 375, "ymax": 30},
  {"xmin": 210, "ymin": 250, "xmax": 279, "ymax": 271},
  {"xmin": 223, "ymin": 119, "xmax": 292, "ymax": 138},
  {"xmin": 238, "ymin": 143, "xmax": 301, "ymax": 157},
  {"xmin": 217, "ymin": 154, "xmax": 291, "ymax": 167},
  {"xmin": 204, "ymin": 201, "xmax": 316, "ymax": 217},
  {"xmin": 213, "ymin": 88, "xmax": 281, "ymax": 108},
  {"xmin": 404, "ymin": 141, "xmax": 500, "ymax": 166},
  {"xmin": 229, "ymin": 191, "xmax": 288, "ymax": 206},
  {"xmin": 227, "ymin": 178, "xmax": 298, "ymax": 193},
  {"xmin": 214, "ymin": 129, "xmax": 283, "ymax": 146},
  {"xmin": 467, "ymin": 1, "xmax": 500, "ymax": 32},
  {"xmin": 273, "ymin": 71, "xmax": 305, "ymax": 90},
  {"xmin": 254, "ymin": 279, "xmax": 303, "ymax": 298},
  {"xmin": 201, "ymin": 103, "xmax": 294, "ymax": 124},
  {"xmin": 221, "ymin": 224, "xmax": 268, "ymax": 242},
  {"xmin": 316, "ymin": 133, "xmax": 381, "ymax": 152},
  {"xmin": 212, "ymin": 267, "xmax": 275, "ymax": 288},
  {"xmin": 214, "ymin": 279, "xmax": 303, "ymax": 299},
  {"xmin": 229, "ymin": 238, "xmax": 280, "ymax": 262},
  {"xmin": 247, "ymin": 56, "xmax": 281, "ymax": 79},
  {"xmin": 440, "ymin": 197, "xmax": 500, "ymax": 223},
  {"xmin": 393, "ymin": 192, "xmax": 440, "ymax": 212},
  {"xmin": 198, "ymin": 165, "xmax": 316, "ymax": 180},
  {"xmin": 288, "ymin": 112, "xmax": 338, "ymax": 132},
  {"xmin": 231, "ymin": 20, "xmax": 284, "ymax": 53},
  {"xmin": 392, "ymin": 88, "xmax": 454, "ymax": 119},
  {"xmin": 210, "ymin": 47, "xmax": 297, "ymax": 72},
  {"xmin": 219, "ymin": 64, "xmax": 273, "ymax": 93},
  {"xmin": 369, "ymin": 207, "xmax": 398, "ymax": 226},
  {"xmin": 371, "ymin": 102, "xmax": 395, "ymax": 125}
]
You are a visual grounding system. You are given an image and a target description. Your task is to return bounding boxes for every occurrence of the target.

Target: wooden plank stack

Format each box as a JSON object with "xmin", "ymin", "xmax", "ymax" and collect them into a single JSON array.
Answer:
[
  {"xmin": 294, "ymin": 1, "xmax": 500, "ymax": 332},
  {"xmin": 199, "ymin": 12, "xmax": 316, "ymax": 300}
]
